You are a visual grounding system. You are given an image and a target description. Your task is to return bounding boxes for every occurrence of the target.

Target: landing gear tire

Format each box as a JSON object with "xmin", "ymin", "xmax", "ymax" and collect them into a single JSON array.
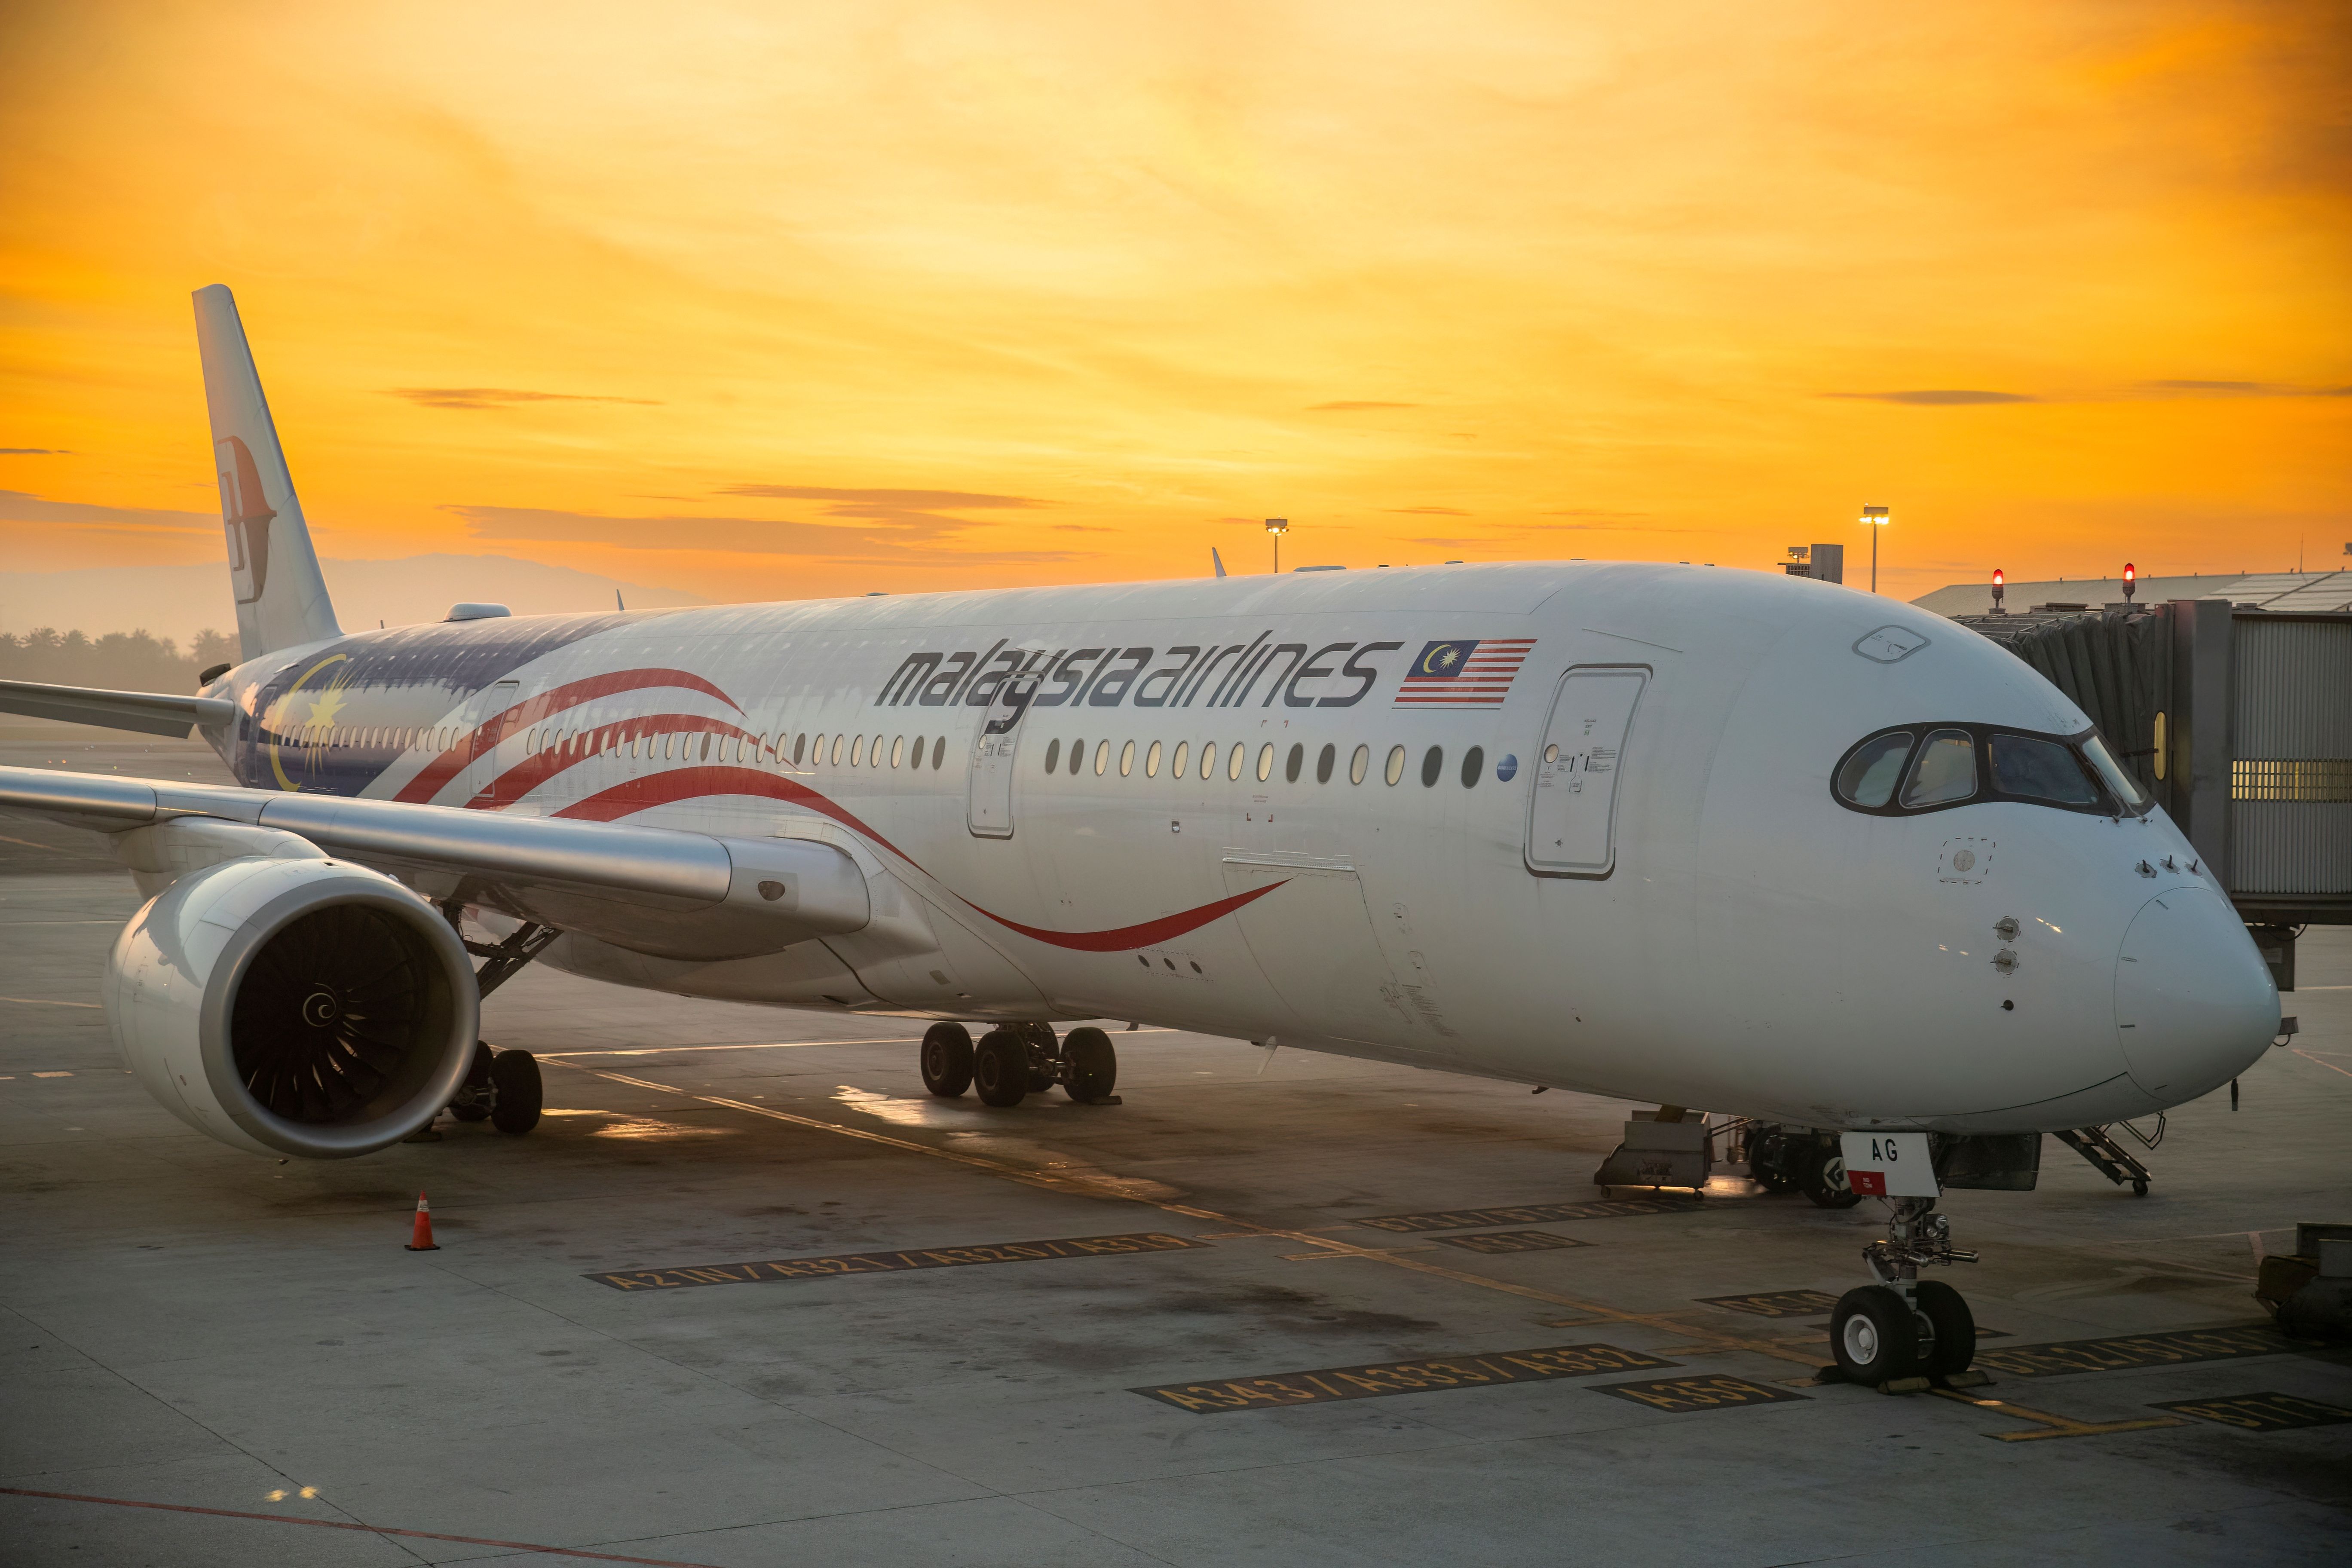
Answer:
[
  {"xmin": 1803, "ymin": 1145, "xmax": 1864, "ymax": 1209},
  {"xmin": 920, "ymin": 1023, "xmax": 974, "ymax": 1098},
  {"xmin": 449, "ymin": 1041, "xmax": 494, "ymax": 1122},
  {"xmin": 1063, "ymin": 1026, "xmax": 1118, "ymax": 1102},
  {"xmin": 973, "ymin": 1029, "xmax": 1029, "ymax": 1108},
  {"xmin": 488, "ymin": 1048, "xmax": 542, "ymax": 1135},
  {"xmin": 1913, "ymin": 1278, "xmax": 1976, "ymax": 1376},
  {"xmin": 1749, "ymin": 1130, "xmax": 1799, "ymax": 1194},
  {"xmin": 1830, "ymin": 1285, "xmax": 1919, "ymax": 1384}
]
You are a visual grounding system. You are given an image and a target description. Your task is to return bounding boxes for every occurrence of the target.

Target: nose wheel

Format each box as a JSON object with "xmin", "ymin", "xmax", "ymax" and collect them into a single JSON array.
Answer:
[{"xmin": 1828, "ymin": 1197, "xmax": 1981, "ymax": 1387}]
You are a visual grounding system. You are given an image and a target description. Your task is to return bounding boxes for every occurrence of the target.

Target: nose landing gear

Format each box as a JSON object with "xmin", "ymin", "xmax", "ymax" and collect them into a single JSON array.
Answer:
[{"xmin": 1829, "ymin": 1197, "xmax": 1980, "ymax": 1386}]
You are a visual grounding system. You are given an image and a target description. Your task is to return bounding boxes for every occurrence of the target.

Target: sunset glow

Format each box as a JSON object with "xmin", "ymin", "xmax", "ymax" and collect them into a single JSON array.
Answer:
[{"xmin": 3, "ymin": 0, "xmax": 2346, "ymax": 619}]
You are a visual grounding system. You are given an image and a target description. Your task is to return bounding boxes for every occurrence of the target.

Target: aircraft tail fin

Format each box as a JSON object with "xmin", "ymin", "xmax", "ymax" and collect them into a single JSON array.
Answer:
[
  {"xmin": 1210, "ymin": 546, "xmax": 1228, "ymax": 579},
  {"xmin": 193, "ymin": 285, "xmax": 341, "ymax": 661}
]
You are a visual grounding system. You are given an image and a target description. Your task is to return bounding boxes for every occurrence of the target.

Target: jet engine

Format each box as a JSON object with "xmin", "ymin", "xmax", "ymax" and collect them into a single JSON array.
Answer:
[{"xmin": 106, "ymin": 852, "xmax": 479, "ymax": 1158}]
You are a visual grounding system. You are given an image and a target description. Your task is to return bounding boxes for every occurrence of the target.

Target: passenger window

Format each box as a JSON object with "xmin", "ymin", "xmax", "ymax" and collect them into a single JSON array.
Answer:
[
  {"xmin": 1421, "ymin": 745, "xmax": 1443, "ymax": 787},
  {"xmin": 1119, "ymin": 740, "xmax": 1135, "ymax": 777},
  {"xmin": 2079, "ymin": 735, "xmax": 2147, "ymax": 808},
  {"xmin": 1146, "ymin": 740, "xmax": 1162, "ymax": 777},
  {"xmin": 851, "ymin": 734, "xmax": 865, "ymax": 767},
  {"xmin": 932, "ymin": 737, "xmax": 946, "ymax": 769},
  {"xmin": 792, "ymin": 733, "xmax": 806, "ymax": 765},
  {"xmin": 910, "ymin": 735, "xmax": 925, "ymax": 769},
  {"xmin": 1835, "ymin": 732, "xmax": 1912, "ymax": 808},
  {"xmin": 831, "ymin": 733, "xmax": 845, "ymax": 765},
  {"xmin": 891, "ymin": 736, "xmax": 904, "ymax": 768},
  {"xmin": 1069, "ymin": 738, "xmax": 1085, "ymax": 775},
  {"xmin": 871, "ymin": 733, "xmax": 884, "ymax": 766},
  {"xmin": 1257, "ymin": 743, "xmax": 1274, "ymax": 782},
  {"xmin": 1173, "ymin": 740, "xmax": 1189, "ymax": 777},
  {"xmin": 1200, "ymin": 741, "xmax": 1216, "ymax": 779},
  {"xmin": 1350, "ymin": 744, "xmax": 1369, "ymax": 784},
  {"xmin": 1461, "ymin": 746, "xmax": 1484, "ymax": 787},
  {"xmin": 1385, "ymin": 744, "xmax": 1406, "ymax": 785},
  {"xmin": 1988, "ymin": 734, "xmax": 2097, "ymax": 805},
  {"xmin": 1285, "ymin": 743, "xmax": 1303, "ymax": 783},
  {"xmin": 1094, "ymin": 740, "xmax": 1110, "ymax": 775},
  {"xmin": 1900, "ymin": 729, "xmax": 1976, "ymax": 807},
  {"xmin": 1228, "ymin": 742, "xmax": 1247, "ymax": 781},
  {"xmin": 1044, "ymin": 738, "xmax": 1062, "ymax": 774},
  {"xmin": 1317, "ymin": 743, "xmax": 1335, "ymax": 784}
]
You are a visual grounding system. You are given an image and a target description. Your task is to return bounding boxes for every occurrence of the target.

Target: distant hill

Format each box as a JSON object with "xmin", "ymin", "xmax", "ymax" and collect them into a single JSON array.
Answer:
[{"xmin": 0, "ymin": 554, "xmax": 707, "ymax": 647}]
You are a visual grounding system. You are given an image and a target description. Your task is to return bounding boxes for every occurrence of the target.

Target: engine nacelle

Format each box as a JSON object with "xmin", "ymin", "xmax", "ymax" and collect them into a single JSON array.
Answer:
[{"xmin": 107, "ymin": 854, "xmax": 480, "ymax": 1158}]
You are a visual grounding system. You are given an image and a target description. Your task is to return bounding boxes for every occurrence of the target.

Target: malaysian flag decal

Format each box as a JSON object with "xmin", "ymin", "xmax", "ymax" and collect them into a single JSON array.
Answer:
[{"xmin": 1393, "ymin": 639, "xmax": 1537, "ymax": 707}]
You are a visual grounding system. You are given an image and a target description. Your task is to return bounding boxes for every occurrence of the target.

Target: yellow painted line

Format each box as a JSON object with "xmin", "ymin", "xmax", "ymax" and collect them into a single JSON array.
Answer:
[
  {"xmin": 545, "ymin": 1058, "xmax": 1826, "ymax": 1369},
  {"xmin": 0, "ymin": 996, "xmax": 102, "ymax": 1009},
  {"xmin": 2291, "ymin": 1049, "xmax": 2352, "ymax": 1081},
  {"xmin": 1930, "ymin": 1387, "xmax": 2192, "ymax": 1440},
  {"xmin": 538, "ymin": 1038, "xmax": 926, "ymax": 1057}
]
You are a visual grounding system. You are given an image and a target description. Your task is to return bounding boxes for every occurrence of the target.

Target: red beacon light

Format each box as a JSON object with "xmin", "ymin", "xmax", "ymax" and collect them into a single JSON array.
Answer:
[
  {"xmin": 1991, "ymin": 567, "xmax": 2005, "ymax": 613},
  {"xmin": 2122, "ymin": 561, "xmax": 2136, "ymax": 603}
]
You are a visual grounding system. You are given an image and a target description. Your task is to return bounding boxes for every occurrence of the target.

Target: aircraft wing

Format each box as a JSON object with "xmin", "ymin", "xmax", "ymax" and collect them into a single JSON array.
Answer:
[
  {"xmin": 0, "ymin": 765, "xmax": 871, "ymax": 952},
  {"xmin": 0, "ymin": 678, "xmax": 238, "ymax": 739}
]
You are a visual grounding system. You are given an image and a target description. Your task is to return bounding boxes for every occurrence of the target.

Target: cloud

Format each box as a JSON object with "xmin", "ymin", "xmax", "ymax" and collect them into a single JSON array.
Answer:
[
  {"xmin": 387, "ymin": 388, "xmax": 660, "ymax": 410},
  {"xmin": 1, "ymin": 447, "xmax": 70, "ymax": 455},
  {"xmin": 1307, "ymin": 401, "xmax": 1418, "ymax": 411},
  {"xmin": 449, "ymin": 503, "xmax": 1086, "ymax": 564},
  {"xmin": 1825, "ymin": 389, "xmax": 2037, "ymax": 405},
  {"xmin": 2140, "ymin": 380, "xmax": 2352, "ymax": 398},
  {"xmin": 0, "ymin": 489, "xmax": 213, "ymax": 532},
  {"xmin": 1053, "ymin": 523, "xmax": 1115, "ymax": 532},
  {"xmin": 1388, "ymin": 505, "xmax": 1468, "ymax": 515},
  {"xmin": 719, "ymin": 485, "xmax": 1045, "ymax": 509}
]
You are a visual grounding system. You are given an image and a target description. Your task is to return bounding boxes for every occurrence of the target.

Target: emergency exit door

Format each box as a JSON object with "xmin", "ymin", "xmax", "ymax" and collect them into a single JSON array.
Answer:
[
  {"xmin": 966, "ymin": 675, "xmax": 1035, "ymax": 839},
  {"xmin": 1525, "ymin": 665, "xmax": 1647, "ymax": 877}
]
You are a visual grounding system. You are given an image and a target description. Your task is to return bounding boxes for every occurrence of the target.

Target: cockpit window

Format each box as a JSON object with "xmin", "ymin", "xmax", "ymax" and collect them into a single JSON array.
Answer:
[
  {"xmin": 2079, "ymin": 735, "xmax": 2148, "ymax": 808},
  {"xmin": 1988, "ymin": 733, "xmax": 2099, "ymax": 805},
  {"xmin": 1833, "ymin": 721, "xmax": 2146, "ymax": 818},
  {"xmin": 1901, "ymin": 729, "xmax": 1977, "ymax": 807},
  {"xmin": 1834, "ymin": 731, "xmax": 1912, "ymax": 808}
]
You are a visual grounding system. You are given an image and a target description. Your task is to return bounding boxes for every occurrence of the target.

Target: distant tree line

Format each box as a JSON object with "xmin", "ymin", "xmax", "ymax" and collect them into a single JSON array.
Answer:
[{"xmin": 0, "ymin": 628, "xmax": 241, "ymax": 692}]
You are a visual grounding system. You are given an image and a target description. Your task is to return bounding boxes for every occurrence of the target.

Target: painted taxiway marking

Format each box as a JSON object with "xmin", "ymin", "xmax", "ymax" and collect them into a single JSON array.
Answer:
[
  {"xmin": 542, "ymin": 1059, "xmax": 1830, "ymax": 1370},
  {"xmin": 591, "ymin": 1231, "xmax": 1205, "ymax": 1291},
  {"xmin": 539, "ymin": 1037, "xmax": 926, "ymax": 1057},
  {"xmin": 0, "ymin": 1487, "xmax": 724, "ymax": 1567},
  {"xmin": 1593, "ymin": 1374, "xmax": 1810, "ymax": 1414},
  {"xmin": 2151, "ymin": 1392, "xmax": 2352, "ymax": 1431},
  {"xmin": 1136, "ymin": 1343, "xmax": 1677, "ymax": 1413},
  {"xmin": 0, "ymin": 996, "xmax": 101, "ymax": 1009},
  {"xmin": 1970, "ymin": 1323, "xmax": 2301, "ymax": 1379},
  {"xmin": 2291, "ymin": 1048, "xmax": 2352, "ymax": 1081},
  {"xmin": 1927, "ymin": 1388, "xmax": 2191, "ymax": 1442},
  {"xmin": 1357, "ymin": 1196, "xmax": 1698, "ymax": 1232}
]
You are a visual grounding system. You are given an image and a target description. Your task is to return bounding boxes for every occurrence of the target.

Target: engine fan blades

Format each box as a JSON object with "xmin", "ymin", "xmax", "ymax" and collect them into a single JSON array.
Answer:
[{"xmin": 233, "ymin": 905, "xmax": 430, "ymax": 1124}]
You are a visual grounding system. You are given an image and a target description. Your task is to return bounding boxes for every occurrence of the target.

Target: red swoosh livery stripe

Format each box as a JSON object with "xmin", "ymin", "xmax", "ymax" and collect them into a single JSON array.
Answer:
[
  {"xmin": 397, "ymin": 668, "xmax": 741, "ymax": 804},
  {"xmin": 554, "ymin": 766, "xmax": 1281, "ymax": 952},
  {"xmin": 462, "ymin": 715, "xmax": 758, "ymax": 811}
]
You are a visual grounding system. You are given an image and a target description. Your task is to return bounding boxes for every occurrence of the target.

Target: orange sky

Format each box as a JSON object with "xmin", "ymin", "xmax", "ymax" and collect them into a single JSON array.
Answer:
[{"xmin": 3, "ymin": 0, "xmax": 2346, "ymax": 612}]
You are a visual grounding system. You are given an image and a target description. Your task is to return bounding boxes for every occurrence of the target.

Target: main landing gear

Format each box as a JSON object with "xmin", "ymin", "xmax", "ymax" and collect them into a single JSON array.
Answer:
[
  {"xmin": 445, "ymin": 1041, "xmax": 543, "ymax": 1134},
  {"xmin": 919, "ymin": 1022, "xmax": 1119, "ymax": 1107},
  {"xmin": 1828, "ymin": 1196, "xmax": 1980, "ymax": 1386},
  {"xmin": 1746, "ymin": 1126, "xmax": 1865, "ymax": 1209}
]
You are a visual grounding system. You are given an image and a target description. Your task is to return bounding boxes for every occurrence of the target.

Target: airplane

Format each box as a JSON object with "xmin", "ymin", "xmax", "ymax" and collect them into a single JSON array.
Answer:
[{"xmin": 0, "ymin": 286, "xmax": 2281, "ymax": 1389}]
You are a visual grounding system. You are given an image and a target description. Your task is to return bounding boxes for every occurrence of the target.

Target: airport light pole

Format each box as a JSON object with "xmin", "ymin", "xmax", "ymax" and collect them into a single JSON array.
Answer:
[
  {"xmin": 1265, "ymin": 517, "xmax": 1289, "ymax": 574},
  {"xmin": 1860, "ymin": 505, "xmax": 1890, "ymax": 593}
]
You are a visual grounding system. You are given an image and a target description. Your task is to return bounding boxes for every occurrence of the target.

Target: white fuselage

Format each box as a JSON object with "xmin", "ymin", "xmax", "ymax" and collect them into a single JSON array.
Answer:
[{"xmin": 210, "ymin": 561, "xmax": 2278, "ymax": 1134}]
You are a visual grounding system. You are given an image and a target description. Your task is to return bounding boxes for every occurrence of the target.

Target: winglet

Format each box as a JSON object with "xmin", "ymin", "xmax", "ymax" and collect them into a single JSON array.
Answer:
[
  {"xmin": 193, "ymin": 285, "xmax": 341, "ymax": 662},
  {"xmin": 1210, "ymin": 546, "xmax": 1228, "ymax": 579}
]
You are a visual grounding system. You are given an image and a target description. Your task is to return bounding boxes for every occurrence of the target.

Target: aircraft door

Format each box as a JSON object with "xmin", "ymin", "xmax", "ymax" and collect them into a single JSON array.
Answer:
[
  {"xmin": 966, "ymin": 674, "xmax": 1036, "ymax": 839},
  {"xmin": 1525, "ymin": 665, "xmax": 1647, "ymax": 877}
]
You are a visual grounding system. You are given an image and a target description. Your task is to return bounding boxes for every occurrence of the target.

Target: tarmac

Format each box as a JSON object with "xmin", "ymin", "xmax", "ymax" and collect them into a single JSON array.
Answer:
[{"xmin": 3, "ymin": 726, "xmax": 2348, "ymax": 1565}]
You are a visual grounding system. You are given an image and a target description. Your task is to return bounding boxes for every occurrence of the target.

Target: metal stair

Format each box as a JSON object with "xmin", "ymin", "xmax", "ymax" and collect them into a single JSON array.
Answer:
[{"xmin": 2053, "ymin": 1127, "xmax": 2152, "ymax": 1196}]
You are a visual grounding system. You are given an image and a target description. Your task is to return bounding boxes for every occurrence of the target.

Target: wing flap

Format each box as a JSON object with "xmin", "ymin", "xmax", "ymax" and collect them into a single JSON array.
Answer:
[
  {"xmin": 0, "ymin": 678, "xmax": 238, "ymax": 738},
  {"xmin": 0, "ymin": 765, "xmax": 870, "ymax": 952}
]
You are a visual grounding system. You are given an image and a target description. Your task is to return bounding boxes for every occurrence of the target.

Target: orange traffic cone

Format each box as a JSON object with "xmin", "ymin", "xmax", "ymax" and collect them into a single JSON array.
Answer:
[{"xmin": 404, "ymin": 1191, "xmax": 440, "ymax": 1251}]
